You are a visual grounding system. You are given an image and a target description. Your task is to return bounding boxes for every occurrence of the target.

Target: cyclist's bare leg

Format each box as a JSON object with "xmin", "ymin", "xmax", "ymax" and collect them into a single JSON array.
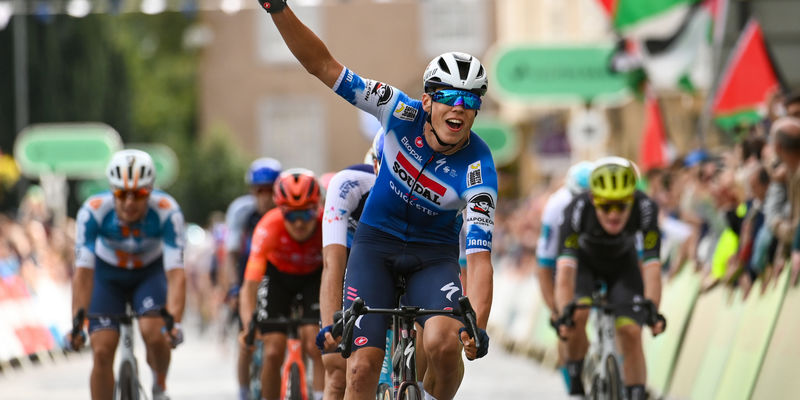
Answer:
[
  {"xmin": 261, "ymin": 331, "xmax": 288, "ymax": 400},
  {"xmin": 89, "ymin": 329, "xmax": 119, "ymax": 400},
  {"xmin": 416, "ymin": 322, "xmax": 428, "ymax": 383},
  {"xmin": 322, "ymin": 352, "xmax": 346, "ymax": 399},
  {"xmin": 140, "ymin": 315, "xmax": 172, "ymax": 391},
  {"xmin": 616, "ymin": 323, "xmax": 646, "ymax": 385},
  {"xmin": 421, "ymin": 316, "xmax": 465, "ymax": 400},
  {"xmin": 237, "ymin": 341, "xmax": 254, "ymax": 392},
  {"xmin": 564, "ymin": 309, "xmax": 590, "ymax": 360},
  {"xmin": 299, "ymin": 324, "xmax": 325, "ymax": 393},
  {"xmin": 344, "ymin": 347, "xmax": 384, "ymax": 400}
]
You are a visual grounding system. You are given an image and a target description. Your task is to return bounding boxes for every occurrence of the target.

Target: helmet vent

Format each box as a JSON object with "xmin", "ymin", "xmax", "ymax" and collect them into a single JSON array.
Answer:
[
  {"xmin": 115, "ymin": 166, "xmax": 121, "ymax": 179},
  {"xmin": 456, "ymin": 59, "xmax": 471, "ymax": 81},
  {"xmin": 127, "ymin": 165, "xmax": 133, "ymax": 181},
  {"xmin": 477, "ymin": 65, "xmax": 485, "ymax": 78},
  {"xmin": 438, "ymin": 57, "xmax": 450, "ymax": 74},
  {"xmin": 611, "ymin": 174, "xmax": 617, "ymax": 189}
]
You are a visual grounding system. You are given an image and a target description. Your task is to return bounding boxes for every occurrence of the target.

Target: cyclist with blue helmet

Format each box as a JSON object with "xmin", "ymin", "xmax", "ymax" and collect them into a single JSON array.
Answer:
[
  {"xmin": 256, "ymin": 2, "xmax": 497, "ymax": 399},
  {"xmin": 224, "ymin": 157, "xmax": 282, "ymax": 400}
]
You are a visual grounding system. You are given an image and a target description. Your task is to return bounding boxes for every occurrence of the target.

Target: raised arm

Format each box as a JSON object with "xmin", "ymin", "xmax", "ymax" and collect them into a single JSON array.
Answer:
[{"xmin": 263, "ymin": 2, "xmax": 344, "ymax": 88}]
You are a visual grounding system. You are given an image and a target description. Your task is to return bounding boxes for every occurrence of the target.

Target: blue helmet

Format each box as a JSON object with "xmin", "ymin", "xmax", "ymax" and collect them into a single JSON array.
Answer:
[
  {"xmin": 246, "ymin": 158, "xmax": 282, "ymax": 186},
  {"xmin": 566, "ymin": 161, "xmax": 594, "ymax": 195}
]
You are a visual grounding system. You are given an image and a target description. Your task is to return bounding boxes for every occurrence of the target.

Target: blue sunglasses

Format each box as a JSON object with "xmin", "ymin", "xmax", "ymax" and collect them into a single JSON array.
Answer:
[
  {"xmin": 284, "ymin": 208, "xmax": 317, "ymax": 223},
  {"xmin": 430, "ymin": 89, "xmax": 482, "ymax": 110}
]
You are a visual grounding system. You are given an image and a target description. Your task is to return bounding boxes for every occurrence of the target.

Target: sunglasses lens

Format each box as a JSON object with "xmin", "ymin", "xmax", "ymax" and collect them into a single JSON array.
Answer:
[
  {"xmin": 114, "ymin": 189, "xmax": 150, "ymax": 199},
  {"xmin": 596, "ymin": 201, "xmax": 631, "ymax": 213},
  {"xmin": 432, "ymin": 90, "xmax": 482, "ymax": 110},
  {"xmin": 285, "ymin": 209, "xmax": 316, "ymax": 222}
]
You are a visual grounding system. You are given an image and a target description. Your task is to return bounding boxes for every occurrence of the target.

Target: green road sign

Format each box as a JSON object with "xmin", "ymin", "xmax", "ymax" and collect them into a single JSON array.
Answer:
[
  {"xmin": 13, "ymin": 123, "xmax": 122, "ymax": 178},
  {"xmin": 127, "ymin": 143, "xmax": 179, "ymax": 188},
  {"xmin": 490, "ymin": 44, "xmax": 631, "ymax": 104},
  {"xmin": 472, "ymin": 119, "xmax": 519, "ymax": 167},
  {"xmin": 77, "ymin": 179, "xmax": 109, "ymax": 202}
]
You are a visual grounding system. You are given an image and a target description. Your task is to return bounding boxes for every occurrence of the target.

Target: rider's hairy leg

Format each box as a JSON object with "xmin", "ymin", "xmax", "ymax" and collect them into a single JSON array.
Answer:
[
  {"xmin": 321, "ymin": 352, "xmax": 346, "ymax": 399},
  {"xmin": 421, "ymin": 316, "xmax": 464, "ymax": 400},
  {"xmin": 139, "ymin": 316, "xmax": 172, "ymax": 390},
  {"xmin": 615, "ymin": 323, "xmax": 646, "ymax": 385},
  {"xmin": 299, "ymin": 324, "xmax": 325, "ymax": 393},
  {"xmin": 344, "ymin": 347, "xmax": 384, "ymax": 400},
  {"xmin": 90, "ymin": 329, "xmax": 119, "ymax": 400},
  {"xmin": 261, "ymin": 332, "xmax": 288, "ymax": 400}
]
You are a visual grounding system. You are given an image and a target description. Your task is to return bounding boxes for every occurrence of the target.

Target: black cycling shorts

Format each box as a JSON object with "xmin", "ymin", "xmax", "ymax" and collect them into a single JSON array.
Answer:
[
  {"xmin": 574, "ymin": 249, "xmax": 647, "ymax": 326},
  {"xmin": 256, "ymin": 263, "xmax": 321, "ymax": 333}
]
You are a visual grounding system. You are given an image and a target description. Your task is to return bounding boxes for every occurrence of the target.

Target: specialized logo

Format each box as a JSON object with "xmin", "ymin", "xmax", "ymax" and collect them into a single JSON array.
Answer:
[
  {"xmin": 393, "ymin": 152, "xmax": 446, "ymax": 205},
  {"xmin": 405, "ymin": 342, "xmax": 415, "ymax": 370},
  {"xmin": 440, "ymin": 282, "xmax": 460, "ymax": 301},
  {"xmin": 415, "ymin": 136, "xmax": 424, "ymax": 148},
  {"xmin": 355, "ymin": 336, "xmax": 369, "ymax": 346},
  {"xmin": 468, "ymin": 193, "xmax": 495, "ymax": 217},
  {"xmin": 434, "ymin": 158, "xmax": 447, "ymax": 172},
  {"xmin": 142, "ymin": 296, "xmax": 155, "ymax": 310},
  {"xmin": 467, "ymin": 161, "xmax": 482, "ymax": 187},
  {"xmin": 368, "ymin": 82, "xmax": 393, "ymax": 106},
  {"xmin": 393, "ymin": 101, "xmax": 418, "ymax": 121}
]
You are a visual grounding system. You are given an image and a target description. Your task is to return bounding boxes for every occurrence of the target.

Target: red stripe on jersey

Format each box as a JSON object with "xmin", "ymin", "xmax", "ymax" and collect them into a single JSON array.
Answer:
[{"xmin": 395, "ymin": 152, "xmax": 446, "ymax": 196}]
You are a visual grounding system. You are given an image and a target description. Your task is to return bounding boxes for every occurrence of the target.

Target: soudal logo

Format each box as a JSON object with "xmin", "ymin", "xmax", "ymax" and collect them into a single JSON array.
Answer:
[
  {"xmin": 415, "ymin": 136, "xmax": 424, "ymax": 148},
  {"xmin": 393, "ymin": 152, "xmax": 446, "ymax": 205}
]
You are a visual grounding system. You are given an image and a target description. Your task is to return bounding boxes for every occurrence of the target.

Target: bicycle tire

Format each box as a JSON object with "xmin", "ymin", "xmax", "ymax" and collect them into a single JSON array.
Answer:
[
  {"xmin": 286, "ymin": 363, "xmax": 303, "ymax": 400},
  {"xmin": 605, "ymin": 354, "xmax": 624, "ymax": 400},
  {"xmin": 117, "ymin": 360, "xmax": 139, "ymax": 400},
  {"xmin": 398, "ymin": 384, "xmax": 421, "ymax": 400},
  {"xmin": 376, "ymin": 382, "xmax": 392, "ymax": 400}
]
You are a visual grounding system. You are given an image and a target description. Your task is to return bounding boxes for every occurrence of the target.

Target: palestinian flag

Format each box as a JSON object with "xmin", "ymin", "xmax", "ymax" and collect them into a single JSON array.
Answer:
[
  {"xmin": 712, "ymin": 19, "xmax": 780, "ymax": 130},
  {"xmin": 639, "ymin": 91, "xmax": 670, "ymax": 172}
]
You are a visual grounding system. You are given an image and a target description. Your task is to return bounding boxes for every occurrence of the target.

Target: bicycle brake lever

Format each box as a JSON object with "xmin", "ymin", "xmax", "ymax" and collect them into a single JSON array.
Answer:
[
  {"xmin": 458, "ymin": 296, "xmax": 480, "ymax": 349},
  {"xmin": 332, "ymin": 310, "xmax": 344, "ymax": 338}
]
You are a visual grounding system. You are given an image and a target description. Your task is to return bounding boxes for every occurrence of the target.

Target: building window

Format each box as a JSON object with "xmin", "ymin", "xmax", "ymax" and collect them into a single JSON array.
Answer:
[
  {"xmin": 419, "ymin": 0, "xmax": 489, "ymax": 59},
  {"xmin": 257, "ymin": 96, "xmax": 326, "ymax": 173}
]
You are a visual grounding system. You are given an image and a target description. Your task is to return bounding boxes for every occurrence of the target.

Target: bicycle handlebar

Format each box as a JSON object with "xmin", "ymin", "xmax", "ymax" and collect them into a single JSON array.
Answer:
[
  {"xmin": 558, "ymin": 298, "xmax": 665, "ymax": 330},
  {"xmin": 336, "ymin": 296, "xmax": 479, "ymax": 359},
  {"xmin": 71, "ymin": 308, "xmax": 86, "ymax": 338}
]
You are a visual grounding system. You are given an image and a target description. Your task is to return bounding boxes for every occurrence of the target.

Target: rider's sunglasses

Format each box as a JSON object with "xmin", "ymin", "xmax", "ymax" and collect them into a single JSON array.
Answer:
[
  {"xmin": 429, "ymin": 89, "xmax": 482, "ymax": 110},
  {"xmin": 113, "ymin": 188, "xmax": 151, "ymax": 200},
  {"xmin": 283, "ymin": 208, "xmax": 318, "ymax": 223},
  {"xmin": 593, "ymin": 197, "xmax": 633, "ymax": 213}
]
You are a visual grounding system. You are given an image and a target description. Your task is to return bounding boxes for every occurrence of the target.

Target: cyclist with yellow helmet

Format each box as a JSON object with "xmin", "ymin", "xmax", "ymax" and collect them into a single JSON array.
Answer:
[{"xmin": 554, "ymin": 156, "xmax": 666, "ymax": 400}]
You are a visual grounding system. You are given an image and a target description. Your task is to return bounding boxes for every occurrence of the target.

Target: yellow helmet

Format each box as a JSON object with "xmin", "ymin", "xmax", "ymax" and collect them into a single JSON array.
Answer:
[{"xmin": 589, "ymin": 156, "xmax": 638, "ymax": 200}]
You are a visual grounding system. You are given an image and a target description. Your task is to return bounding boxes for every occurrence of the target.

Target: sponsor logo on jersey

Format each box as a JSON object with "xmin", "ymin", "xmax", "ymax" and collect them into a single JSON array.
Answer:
[
  {"xmin": 365, "ymin": 82, "xmax": 393, "ymax": 106},
  {"xmin": 89, "ymin": 198, "xmax": 104, "ymax": 210},
  {"xmin": 467, "ymin": 238, "xmax": 490, "ymax": 248},
  {"xmin": 400, "ymin": 136, "xmax": 424, "ymax": 162},
  {"xmin": 434, "ymin": 158, "xmax": 446, "ymax": 172},
  {"xmin": 415, "ymin": 136, "xmax": 424, "ymax": 148},
  {"xmin": 393, "ymin": 101, "xmax": 418, "ymax": 121},
  {"xmin": 468, "ymin": 193, "xmax": 494, "ymax": 217},
  {"xmin": 337, "ymin": 179, "xmax": 360, "ymax": 199},
  {"xmin": 345, "ymin": 69, "xmax": 354, "ymax": 83},
  {"xmin": 440, "ymin": 282, "xmax": 460, "ymax": 301},
  {"xmin": 388, "ymin": 181, "xmax": 439, "ymax": 216},
  {"xmin": 355, "ymin": 336, "xmax": 368, "ymax": 346},
  {"xmin": 467, "ymin": 161, "xmax": 482, "ymax": 187},
  {"xmin": 644, "ymin": 230, "xmax": 659, "ymax": 250},
  {"xmin": 393, "ymin": 152, "xmax": 446, "ymax": 206}
]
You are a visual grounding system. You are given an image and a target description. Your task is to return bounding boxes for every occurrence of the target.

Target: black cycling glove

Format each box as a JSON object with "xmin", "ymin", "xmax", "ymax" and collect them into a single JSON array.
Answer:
[
  {"xmin": 256, "ymin": 0, "xmax": 287, "ymax": 13},
  {"xmin": 459, "ymin": 327, "xmax": 490, "ymax": 359}
]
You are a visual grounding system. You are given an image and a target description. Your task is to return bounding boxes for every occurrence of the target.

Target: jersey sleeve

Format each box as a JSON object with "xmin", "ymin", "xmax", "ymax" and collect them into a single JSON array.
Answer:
[
  {"xmin": 322, "ymin": 170, "xmax": 374, "ymax": 247},
  {"xmin": 161, "ymin": 209, "xmax": 186, "ymax": 271},
  {"xmin": 536, "ymin": 194, "xmax": 563, "ymax": 268},
  {"xmin": 557, "ymin": 196, "xmax": 584, "ymax": 266},
  {"xmin": 462, "ymin": 157, "xmax": 499, "ymax": 254},
  {"xmin": 244, "ymin": 215, "xmax": 272, "ymax": 282},
  {"xmin": 224, "ymin": 196, "xmax": 251, "ymax": 252},
  {"xmin": 74, "ymin": 204, "xmax": 100, "ymax": 269},
  {"xmin": 332, "ymin": 67, "xmax": 404, "ymax": 127},
  {"xmin": 636, "ymin": 193, "xmax": 662, "ymax": 264}
]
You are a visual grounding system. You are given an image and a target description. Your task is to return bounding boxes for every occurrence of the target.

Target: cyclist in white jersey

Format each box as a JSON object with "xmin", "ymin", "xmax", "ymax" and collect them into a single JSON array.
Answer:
[
  {"xmin": 223, "ymin": 157, "xmax": 282, "ymax": 400},
  {"xmin": 318, "ymin": 135, "xmax": 380, "ymax": 399},
  {"xmin": 67, "ymin": 149, "xmax": 186, "ymax": 400},
  {"xmin": 257, "ymin": 3, "xmax": 497, "ymax": 399}
]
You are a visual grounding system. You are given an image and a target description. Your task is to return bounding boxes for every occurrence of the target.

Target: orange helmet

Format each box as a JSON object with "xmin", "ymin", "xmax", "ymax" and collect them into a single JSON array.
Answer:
[{"xmin": 273, "ymin": 168, "xmax": 321, "ymax": 210}]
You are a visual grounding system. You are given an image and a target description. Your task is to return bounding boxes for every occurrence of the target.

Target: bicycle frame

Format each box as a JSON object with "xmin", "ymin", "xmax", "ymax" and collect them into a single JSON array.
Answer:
[
  {"xmin": 115, "ymin": 305, "xmax": 141, "ymax": 400},
  {"xmin": 584, "ymin": 304, "xmax": 625, "ymax": 400}
]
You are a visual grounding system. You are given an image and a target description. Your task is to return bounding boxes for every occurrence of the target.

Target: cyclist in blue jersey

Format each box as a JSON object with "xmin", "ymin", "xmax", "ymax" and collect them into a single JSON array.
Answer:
[
  {"xmin": 223, "ymin": 157, "xmax": 282, "ymax": 400},
  {"xmin": 66, "ymin": 149, "xmax": 186, "ymax": 400},
  {"xmin": 257, "ymin": 3, "xmax": 497, "ymax": 399}
]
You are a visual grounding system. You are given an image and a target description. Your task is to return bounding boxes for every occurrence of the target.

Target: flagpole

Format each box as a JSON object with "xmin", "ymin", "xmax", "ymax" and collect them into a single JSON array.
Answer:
[{"xmin": 697, "ymin": 0, "xmax": 730, "ymax": 148}]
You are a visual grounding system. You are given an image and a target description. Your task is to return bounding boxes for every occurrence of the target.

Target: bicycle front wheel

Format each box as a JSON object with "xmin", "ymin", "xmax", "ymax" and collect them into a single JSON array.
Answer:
[
  {"xmin": 605, "ymin": 354, "xmax": 624, "ymax": 400},
  {"xmin": 397, "ymin": 384, "xmax": 421, "ymax": 400},
  {"xmin": 117, "ymin": 360, "xmax": 139, "ymax": 400},
  {"xmin": 285, "ymin": 363, "xmax": 304, "ymax": 400},
  {"xmin": 376, "ymin": 382, "xmax": 392, "ymax": 400}
]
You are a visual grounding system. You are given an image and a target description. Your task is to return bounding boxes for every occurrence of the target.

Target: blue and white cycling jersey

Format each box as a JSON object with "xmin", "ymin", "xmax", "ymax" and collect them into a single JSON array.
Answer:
[
  {"xmin": 322, "ymin": 164, "xmax": 375, "ymax": 249},
  {"xmin": 74, "ymin": 190, "xmax": 185, "ymax": 271},
  {"xmin": 333, "ymin": 68, "xmax": 498, "ymax": 253}
]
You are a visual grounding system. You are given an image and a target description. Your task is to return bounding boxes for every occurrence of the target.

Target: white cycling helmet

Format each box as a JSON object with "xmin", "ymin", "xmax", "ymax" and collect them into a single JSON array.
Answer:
[
  {"xmin": 566, "ymin": 161, "xmax": 595, "ymax": 196},
  {"xmin": 423, "ymin": 52, "xmax": 488, "ymax": 96},
  {"xmin": 107, "ymin": 149, "xmax": 156, "ymax": 190}
]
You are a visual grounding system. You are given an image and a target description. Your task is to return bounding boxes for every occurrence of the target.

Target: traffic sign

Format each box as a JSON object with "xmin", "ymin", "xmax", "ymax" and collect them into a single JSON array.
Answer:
[
  {"xmin": 472, "ymin": 119, "xmax": 519, "ymax": 167},
  {"xmin": 489, "ymin": 44, "xmax": 631, "ymax": 105},
  {"xmin": 13, "ymin": 123, "xmax": 122, "ymax": 179},
  {"xmin": 127, "ymin": 143, "xmax": 179, "ymax": 188}
]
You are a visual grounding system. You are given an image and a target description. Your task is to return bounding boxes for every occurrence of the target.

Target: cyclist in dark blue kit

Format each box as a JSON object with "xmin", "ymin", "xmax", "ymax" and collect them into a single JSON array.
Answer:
[{"xmin": 256, "ymin": 2, "xmax": 497, "ymax": 399}]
